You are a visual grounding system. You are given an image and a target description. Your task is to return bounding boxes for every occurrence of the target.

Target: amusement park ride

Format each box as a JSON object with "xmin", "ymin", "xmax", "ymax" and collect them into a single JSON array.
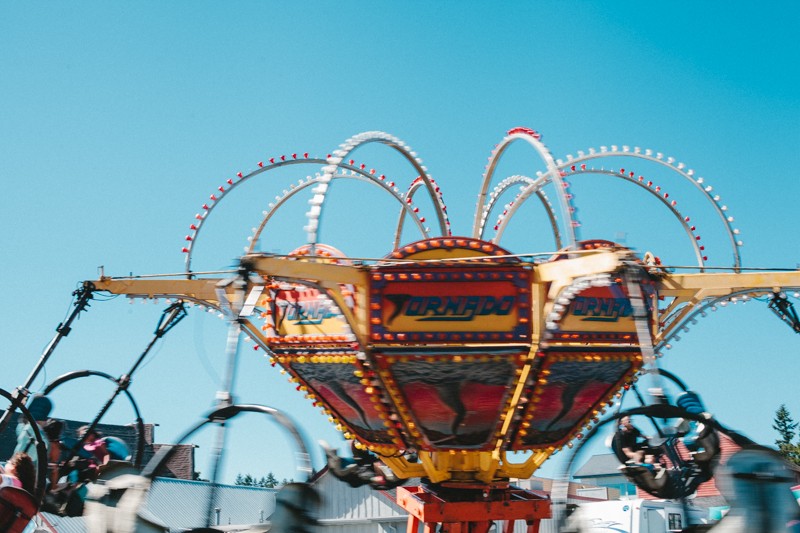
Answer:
[{"xmin": 2, "ymin": 128, "xmax": 799, "ymax": 532}]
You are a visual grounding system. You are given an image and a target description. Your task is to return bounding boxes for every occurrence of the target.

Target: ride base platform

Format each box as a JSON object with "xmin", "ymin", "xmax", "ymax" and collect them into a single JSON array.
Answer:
[{"xmin": 396, "ymin": 483, "xmax": 551, "ymax": 533}]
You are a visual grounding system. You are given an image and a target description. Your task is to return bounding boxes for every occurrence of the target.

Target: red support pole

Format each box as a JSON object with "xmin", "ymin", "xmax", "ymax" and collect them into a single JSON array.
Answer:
[{"xmin": 527, "ymin": 519, "xmax": 541, "ymax": 533}]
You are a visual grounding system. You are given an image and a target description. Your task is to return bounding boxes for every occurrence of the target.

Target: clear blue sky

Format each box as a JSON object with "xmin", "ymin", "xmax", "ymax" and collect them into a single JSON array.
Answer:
[{"xmin": 1, "ymin": 2, "xmax": 798, "ymax": 484}]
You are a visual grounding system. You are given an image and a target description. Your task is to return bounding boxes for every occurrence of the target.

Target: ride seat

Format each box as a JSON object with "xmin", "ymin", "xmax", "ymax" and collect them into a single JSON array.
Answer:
[{"xmin": 0, "ymin": 486, "xmax": 38, "ymax": 533}]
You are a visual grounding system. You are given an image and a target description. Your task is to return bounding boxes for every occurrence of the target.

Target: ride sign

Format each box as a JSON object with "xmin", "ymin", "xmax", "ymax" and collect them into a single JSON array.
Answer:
[{"xmin": 370, "ymin": 267, "xmax": 531, "ymax": 343}]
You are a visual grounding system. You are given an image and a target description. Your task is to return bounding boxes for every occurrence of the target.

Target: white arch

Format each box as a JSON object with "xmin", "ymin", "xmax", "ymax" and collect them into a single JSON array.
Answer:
[
  {"xmin": 248, "ymin": 168, "xmax": 430, "ymax": 254},
  {"xmin": 184, "ymin": 156, "xmax": 327, "ymax": 274},
  {"xmin": 473, "ymin": 128, "xmax": 578, "ymax": 249},
  {"xmin": 558, "ymin": 147, "xmax": 742, "ymax": 269},
  {"xmin": 307, "ymin": 131, "xmax": 450, "ymax": 251},
  {"xmin": 394, "ymin": 176, "xmax": 451, "ymax": 250},
  {"xmin": 476, "ymin": 175, "xmax": 562, "ymax": 249}
]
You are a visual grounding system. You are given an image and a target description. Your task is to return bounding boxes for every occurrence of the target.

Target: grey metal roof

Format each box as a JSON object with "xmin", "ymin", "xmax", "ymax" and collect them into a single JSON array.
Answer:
[
  {"xmin": 32, "ymin": 512, "xmax": 87, "ymax": 533},
  {"xmin": 145, "ymin": 477, "xmax": 277, "ymax": 531},
  {"xmin": 572, "ymin": 453, "xmax": 625, "ymax": 478}
]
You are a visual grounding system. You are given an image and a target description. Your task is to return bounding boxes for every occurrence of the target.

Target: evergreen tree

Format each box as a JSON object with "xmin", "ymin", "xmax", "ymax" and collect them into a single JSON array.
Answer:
[
  {"xmin": 773, "ymin": 404, "xmax": 800, "ymax": 466},
  {"xmin": 235, "ymin": 471, "xmax": 281, "ymax": 487}
]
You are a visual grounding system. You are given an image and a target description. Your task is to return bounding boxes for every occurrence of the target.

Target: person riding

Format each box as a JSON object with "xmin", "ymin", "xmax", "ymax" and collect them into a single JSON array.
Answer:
[
  {"xmin": 322, "ymin": 440, "xmax": 402, "ymax": 489},
  {"xmin": 14, "ymin": 395, "xmax": 53, "ymax": 473},
  {"xmin": 41, "ymin": 418, "xmax": 65, "ymax": 486},
  {"xmin": 69, "ymin": 426, "xmax": 111, "ymax": 482},
  {"xmin": 0, "ymin": 452, "xmax": 36, "ymax": 494},
  {"xmin": 618, "ymin": 416, "xmax": 655, "ymax": 465}
]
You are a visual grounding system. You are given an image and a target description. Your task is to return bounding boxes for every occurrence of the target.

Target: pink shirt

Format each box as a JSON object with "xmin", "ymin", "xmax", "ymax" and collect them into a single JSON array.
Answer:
[{"xmin": 0, "ymin": 474, "xmax": 22, "ymax": 489}]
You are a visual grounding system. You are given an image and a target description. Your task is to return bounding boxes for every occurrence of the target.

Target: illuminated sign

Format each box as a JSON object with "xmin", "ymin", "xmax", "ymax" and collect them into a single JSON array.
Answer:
[
  {"xmin": 570, "ymin": 296, "xmax": 633, "ymax": 322},
  {"xmin": 270, "ymin": 286, "xmax": 353, "ymax": 339},
  {"xmin": 276, "ymin": 289, "xmax": 338, "ymax": 325},
  {"xmin": 370, "ymin": 268, "xmax": 532, "ymax": 342},
  {"xmin": 264, "ymin": 243, "xmax": 357, "ymax": 343},
  {"xmin": 556, "ymin": 284, "xmax": 655, "ymax": 338},
  {"xmin": 385, "ymin": 294, "xmax": 516, "ymax": 323}
]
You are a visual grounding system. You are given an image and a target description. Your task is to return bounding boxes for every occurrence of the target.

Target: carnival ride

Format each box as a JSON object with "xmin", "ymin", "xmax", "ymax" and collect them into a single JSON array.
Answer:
[{"xmin": 1, "ymin": 127, "xmax": 799, "ymax": 532}]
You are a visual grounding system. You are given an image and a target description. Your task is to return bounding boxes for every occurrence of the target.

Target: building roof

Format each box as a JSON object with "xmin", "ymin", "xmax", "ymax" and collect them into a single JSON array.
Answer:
[
  {"xmin": 573, "ymin": 453, "xmax": 626, "ymax": 478},
  {"xmin": 311, "ymin": 467, "xmax": 408, "ymax": 523},
  {"xmin": 151, "ymin": 443, "xmax": 196, "ymax": 480},
  {"xmin": 145, "ymin": 477, "xmax": 277, "ymax": 530},
  {"xmin": 515, "ymin": 475, "xmax": 621, "ymax": 500},
  {"xmin": 25, "ymin": 465, "xmax": 626, "ymax": 532}
]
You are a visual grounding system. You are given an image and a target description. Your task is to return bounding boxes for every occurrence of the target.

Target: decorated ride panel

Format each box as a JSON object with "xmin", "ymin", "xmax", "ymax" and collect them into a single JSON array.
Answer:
[
  {"xmin": 263, "ymin": 283, "xmax": 355, "ymax": 342},
  {"xmin": 260, "ymin": 245, "xmax": 403, "ymax": 448},
  {"xmin": 275, "ymin": 352, "xmax": 403, "ymax": 447},
  {"xmin": 549, "ymin": 281, "xmax": 656, "ymax": 343},
  {"xmin": 545, "ymin": 240, "xmax": 657, "ymax": 345},
  {"xmin": 512, "ymin": 349, "xmax": 640, "ymax": 449},
  {"xmin": 373, "ymin": 348, "xmax": 527, "ymax": 451},
  {"xmin": 363, "ymin": 238, "xmax": 532, "ymax": 452},
  {"xmin": 510, "ymin": 242, "xmax": 655, "ymax": 450},
  {"xmin": 260, "ymin": 244, "xmax": 357, "ymax": 346}
]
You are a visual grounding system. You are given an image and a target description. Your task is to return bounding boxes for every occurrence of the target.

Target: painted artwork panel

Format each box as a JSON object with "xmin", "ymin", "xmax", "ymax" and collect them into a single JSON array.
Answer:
[
  {"xmin": 520, "ymin": 360, "xmax": 631, "ymax": 446},
  {"xmin": 391, "ymin": 359, "xmax": 516, "ymax": 448},
  {"xmin": 291, "ymin": 362, "xmax": 395, "ymax": 444}
]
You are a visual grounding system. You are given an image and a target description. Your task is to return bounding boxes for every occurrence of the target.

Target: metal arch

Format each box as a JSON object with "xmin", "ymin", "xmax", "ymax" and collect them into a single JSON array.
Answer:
[
  {"xmin": 141, "ymin": 403, "xmax": 314, "ymax": 482},
  {"xmin": 138, "ymin": 403, "xmax": 314, "ymax": 530},
  {"xmin": 247, "ymin": 168, "xmax": 430, "ymax": 255},
  {"xmin": 0, "ymin": 387, "xmax": 48, "ymax": 507},
  {"xmin": 308, "ymin": 131, "xmax": 450, "ymax": 250},
  {"xmin": 564, "ymin": 168, "xmax": 706, "ymax": 267},
  {"xmin": 394, "ymin": 177, "xmax": 451, "ymax": 251},
  {"xmin": 560, "ymin": 149, "xmax": 742, "ymax": 269},
  {"xmin": 627, "ymin": 368, "xmax": 691, "ymax": 439},
  {"xmin": 472, "ymin": 129, "xmax": 579, "ymax": 250},
  {"xmin": 476, "ymin": 175, "xmax": 551, "ymax": 237},
  {"xmin": 481, "ymin": 176, "xmax": 563, "ymax": 250},
  {"xmin": 490, "ymin": 167, "xmax": 705, "ymax": 267},
  {"xmin": 43, "ymin": 370, "xmax": 147, "ymax": 468},
  {"xmin": 481, "ymin": 175, "xmax": 562, "ymax": 247},
  {"xmin": 185, "ymin": 157, "xmax": 330, "ymax": 274}
]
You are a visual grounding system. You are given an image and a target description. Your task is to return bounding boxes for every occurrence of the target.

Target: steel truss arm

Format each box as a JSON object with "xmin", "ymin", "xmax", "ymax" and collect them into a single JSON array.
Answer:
[
  {"xmin": 655, "ymin": 270, "xmax": 800, "ymax": 343},
  {"xmin": 92, "ymin": 278, "xmax": 228, "ymax": 308},
  {"xmin": 93, "ymin": 256, "xmax": 371, "ymax": 348}
]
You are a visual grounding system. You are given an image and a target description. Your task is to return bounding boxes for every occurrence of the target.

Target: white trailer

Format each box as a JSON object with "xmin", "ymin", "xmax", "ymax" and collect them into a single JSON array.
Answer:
[{"xmin": 564, "ymin": 498, "xmax": 708, "ymax": 533}]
